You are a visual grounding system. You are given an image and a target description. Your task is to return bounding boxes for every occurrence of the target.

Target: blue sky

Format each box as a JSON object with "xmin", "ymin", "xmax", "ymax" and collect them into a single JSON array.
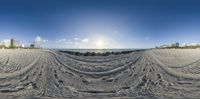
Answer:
[{"xmin": 0, "ymin": 0, "xmax": 200, "ymax": 48}]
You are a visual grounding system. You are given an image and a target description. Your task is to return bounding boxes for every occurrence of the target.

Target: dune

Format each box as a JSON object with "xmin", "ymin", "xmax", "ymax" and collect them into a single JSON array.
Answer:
[{"xmin": 0, "ymin": 49, "xmax": 200, "ymax": 98}]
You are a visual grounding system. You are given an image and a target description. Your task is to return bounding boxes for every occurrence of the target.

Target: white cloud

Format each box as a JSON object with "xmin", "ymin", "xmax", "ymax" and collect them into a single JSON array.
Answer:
[
  {"xmin": 82, "ymin": 38, "xmax": 89, "ymax": 43},
  {"xmin": 74, "ymin": 38, "xmax": 80, "ymax": 41},
  {"xmin": 35, "ymin": 36, "xmax": 47, "ymax": 43},
  {"xmin": 47, "ymin": 36, "xmax": 120, "ymax": 49},
  {"xmin": 57, "ymin": 38, "xmax": 66, "ymax": 42},
  {"xmin": 35, "ymin": 36, "xmax": 42, "ymax": 42},
  {"xmin": 34, "ymin": 36, "xmax": 48, "ymax": 48},
  {"xmin": 43, "ymin": 39, "xmax": 48, "ymax": 43}
]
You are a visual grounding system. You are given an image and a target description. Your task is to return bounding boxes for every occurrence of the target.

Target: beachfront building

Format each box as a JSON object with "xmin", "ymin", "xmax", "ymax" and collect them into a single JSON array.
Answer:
[
  {"xmin": 179, "ymin": 43, "xmax": 187, "ymax": 47},
  {"xmin": 186, "ymin": 43, "xmax": 199, "ymax": 46},
  {"xmin": 0, "ymin": 39, "xmax": 23, "ymax": 49},
  {"xmin": 29, "ymin": 42, "xmax": 40, "ymax": 48},
  {"xmin": 171, "ymin": 42, "xmax": 179, "ymax": 47},
  {"xmin": 159, "ymin": 44, "xmax": 171, "ymax": 48},
  {"xmin": 159, "ymin": 42, "xmax": 179, "ymax": 48},
  {"xmin": 10, "ymin": 39, "xmax": 23, "ymax": 48},
  {"xmin": 34, "ymin": 41, "xmax": 40, "ymax": 48},
  {"xmin": 10, "ymin": 39, "xmax": 17, "ymax": 48},
  {"xmin": 158, "ymin": 42, "xmax": 200, "ymax": 49},
  {"xmin": 30, "ymin": 44, "xmax": 34, "ymax": 48}
]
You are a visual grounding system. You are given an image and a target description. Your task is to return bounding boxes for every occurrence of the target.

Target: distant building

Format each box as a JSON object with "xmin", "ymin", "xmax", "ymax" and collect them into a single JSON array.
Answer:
[
  {"xmin": 0, "ymin": 38, "xmax": 22, "ymax": 49},
  {"xmin": 11, "ymin": 39, "xmax": 14, "ymax": 48},
  {"xmin": 34, "ymin": 41, "xmax": 41, "ymax": 48},
  {"xmin": 159, "ymin": 44, "xmax": 171, "ymax": 48},
  {"xmin": 10, "ymin": 38, "xmax": 18, "ymax": 48},
  {"xmin": 187, "ymin": 43, "xmax": 198, "ymax": 46},
  {"xmin": 171, "ymin": 42, "xmax": 179, "ymax": 47},
  {"xmin": 179, "ymin": 43, "xmax": 186, "ymax": 47},
  {"xmin": 30, "ymin": 44, "xmax": 34, "ymax": 48},
  {"xmin": 157, "ymin": 42, "xmax": 200, "ymax": 49}
]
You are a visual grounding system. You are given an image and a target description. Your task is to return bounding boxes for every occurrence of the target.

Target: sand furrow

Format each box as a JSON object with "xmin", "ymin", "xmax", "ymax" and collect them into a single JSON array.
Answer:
[{"xmin": 0, "ymin": 49, "xmax": 200, "ymax": 98}]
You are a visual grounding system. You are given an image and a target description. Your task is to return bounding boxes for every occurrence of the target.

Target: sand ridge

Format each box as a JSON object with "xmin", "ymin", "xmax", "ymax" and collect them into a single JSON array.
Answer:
[{"xmin": 0, "ymin": 49, "xmax": 200, "ymax": 98}]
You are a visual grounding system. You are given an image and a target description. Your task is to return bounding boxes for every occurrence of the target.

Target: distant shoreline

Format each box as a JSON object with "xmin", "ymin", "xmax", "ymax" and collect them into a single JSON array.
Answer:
[{"xmin": 57, "ymin": 49, "xmax": 147, "ymax": 56}]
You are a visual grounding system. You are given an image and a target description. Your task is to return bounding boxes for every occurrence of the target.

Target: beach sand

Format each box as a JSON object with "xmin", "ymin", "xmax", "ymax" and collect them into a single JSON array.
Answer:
[{"xmin": 0, "ymin": 49, "xmax": 200, "ymax": 98}]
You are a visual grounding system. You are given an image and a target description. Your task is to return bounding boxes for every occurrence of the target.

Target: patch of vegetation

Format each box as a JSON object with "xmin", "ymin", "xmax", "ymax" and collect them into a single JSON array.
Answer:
[{"xmin": 59, "ymin": 50, "xmax": 135, "ymax": 56}]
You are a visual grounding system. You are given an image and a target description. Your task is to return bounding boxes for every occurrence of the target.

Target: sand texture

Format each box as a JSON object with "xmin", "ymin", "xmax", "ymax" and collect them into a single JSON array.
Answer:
[{"xmin": 0, "ymin": 49, "xmax": 200, "ymax": 98}]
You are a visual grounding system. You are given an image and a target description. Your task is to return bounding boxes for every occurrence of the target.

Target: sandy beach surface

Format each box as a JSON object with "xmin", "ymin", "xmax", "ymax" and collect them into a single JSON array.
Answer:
[{"xmin": 0, "ymin": 49, "xmax": 200, "ymax": 98}]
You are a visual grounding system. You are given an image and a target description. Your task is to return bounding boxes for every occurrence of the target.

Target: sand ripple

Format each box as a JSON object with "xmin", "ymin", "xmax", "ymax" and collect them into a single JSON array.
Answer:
[{"xmin": 0, "ymin": 49, "xmax": 200, "ymax": 98}]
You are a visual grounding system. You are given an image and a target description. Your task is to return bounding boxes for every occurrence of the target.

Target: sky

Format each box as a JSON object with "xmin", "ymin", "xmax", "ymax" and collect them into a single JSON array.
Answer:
[{"xmin": 0, "ymin": 0, "xmax": 200, "ymax": 49}]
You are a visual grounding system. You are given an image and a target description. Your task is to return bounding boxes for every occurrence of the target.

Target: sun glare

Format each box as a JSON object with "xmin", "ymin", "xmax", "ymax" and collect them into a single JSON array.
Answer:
[{"xmin": 95, "ymin": 40, "xmax": 104, "ymax": 49}]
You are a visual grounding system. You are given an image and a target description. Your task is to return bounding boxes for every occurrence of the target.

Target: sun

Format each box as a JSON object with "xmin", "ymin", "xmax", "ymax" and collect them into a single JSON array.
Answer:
[{"xmin": 95, "ymin": 40, "xmax": 104, "ymax": 49}]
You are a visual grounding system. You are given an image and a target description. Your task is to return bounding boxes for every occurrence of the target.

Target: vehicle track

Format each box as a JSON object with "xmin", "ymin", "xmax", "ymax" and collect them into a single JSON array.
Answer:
[{"xmin": 0, "ymin": 49, "xmax": 200, "ymax": 98}]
